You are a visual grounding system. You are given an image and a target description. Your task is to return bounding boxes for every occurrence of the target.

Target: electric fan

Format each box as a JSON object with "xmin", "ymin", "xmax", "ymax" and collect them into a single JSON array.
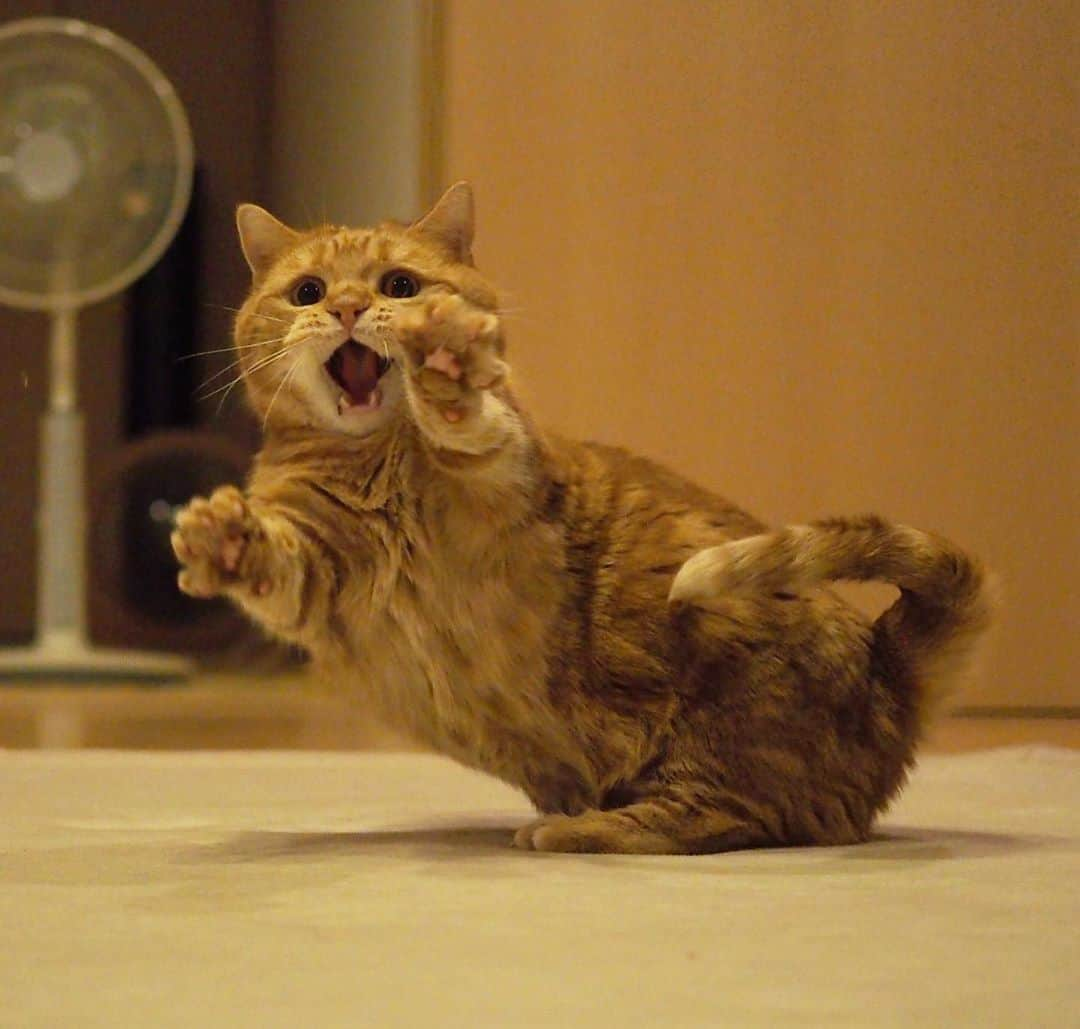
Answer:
[{"xmin": 0, "ymin": 18, "xmax": 194, "ymax": 680}]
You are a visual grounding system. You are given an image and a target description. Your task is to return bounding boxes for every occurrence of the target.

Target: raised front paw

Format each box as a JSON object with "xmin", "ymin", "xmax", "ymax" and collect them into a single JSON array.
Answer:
[
  {"xmin": 394, "ymin": 293, "xmax": 507, "ymax": 422},
  {"xmin": 171, "ymin": 485, "xmax": 269, "ymax": 598}
]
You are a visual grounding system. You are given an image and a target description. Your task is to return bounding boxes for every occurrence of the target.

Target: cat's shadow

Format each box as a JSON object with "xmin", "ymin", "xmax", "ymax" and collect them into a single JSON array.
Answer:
[
  {"xmin": 202, "ymin": 821, "xmax": 1061, "ymax": 871},
  {"xmin": 859, "ymin": 825, "xmax": 1056, "ymax": 859},
  {"xmin": 205, "ymin": 822, "xmax": 522, "ymax": 864}
]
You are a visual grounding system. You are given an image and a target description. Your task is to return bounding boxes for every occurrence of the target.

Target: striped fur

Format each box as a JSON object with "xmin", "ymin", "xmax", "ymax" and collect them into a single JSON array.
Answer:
[
  {"xmin": 173, "ymin": 184, "xmax": 995, "ymax": 854},
  {"xmin": 670, "ymin": 516, "xmax": 998, "ymax": 721}
]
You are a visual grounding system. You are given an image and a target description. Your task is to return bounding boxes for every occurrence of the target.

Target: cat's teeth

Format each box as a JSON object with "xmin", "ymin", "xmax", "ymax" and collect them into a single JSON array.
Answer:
[{"xmin": 336, "ymin": 388, "xmax": 381, "ymax": 415}]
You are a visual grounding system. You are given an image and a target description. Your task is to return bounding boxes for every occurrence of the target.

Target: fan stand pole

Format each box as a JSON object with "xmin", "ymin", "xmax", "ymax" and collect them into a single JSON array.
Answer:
[{"xmin": 0, "ymin": 308, "xmax": 193, "ymax": 683}]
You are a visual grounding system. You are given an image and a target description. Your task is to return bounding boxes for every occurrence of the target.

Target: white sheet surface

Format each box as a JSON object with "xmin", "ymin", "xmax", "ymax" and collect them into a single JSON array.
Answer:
[{"xmin": 3, "ymin": 747, "xmax": 1077, "ymax": 1027}]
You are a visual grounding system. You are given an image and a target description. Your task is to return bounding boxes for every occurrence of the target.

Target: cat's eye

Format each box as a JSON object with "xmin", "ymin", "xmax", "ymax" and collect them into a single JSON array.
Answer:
[
  {"xmin": 380, "ymin": 270, "xmax": 420, "ymax": 299},
  {"xmin": 290, "ymin": 277, "xmax": 325, "ymax": 306}
]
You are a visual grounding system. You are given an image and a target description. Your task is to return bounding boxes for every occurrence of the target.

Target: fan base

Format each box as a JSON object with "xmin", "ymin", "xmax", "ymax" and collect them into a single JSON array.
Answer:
[{"xmin": 0, "ymin": 632, "xmax": 192, "ymax": 683}]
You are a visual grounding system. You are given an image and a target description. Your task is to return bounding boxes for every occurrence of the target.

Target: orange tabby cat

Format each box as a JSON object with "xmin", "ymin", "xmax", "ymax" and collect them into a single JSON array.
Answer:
[{"xmin": 172, "ymin": 183, "xmax": 995, "ymax": 854}]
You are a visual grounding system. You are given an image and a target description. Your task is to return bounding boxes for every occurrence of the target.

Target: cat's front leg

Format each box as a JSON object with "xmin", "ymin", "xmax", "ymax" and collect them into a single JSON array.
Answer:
[
  {"xmin": 395, "ymin": 294, "xmax": 523, "ymax": 460},
  {"xmin": 171, "ymin": 485, "xmax": 307, "ymax": 634}
]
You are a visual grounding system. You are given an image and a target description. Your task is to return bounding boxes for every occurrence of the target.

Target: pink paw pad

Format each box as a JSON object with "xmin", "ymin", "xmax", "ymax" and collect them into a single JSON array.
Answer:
[
  {"xmin": 220, "ymin": 537, "xmax": 244, "ymax": 573},
  {"xmin": 424, "ymin": 346, "xmax": 463, "ymax": 381}
]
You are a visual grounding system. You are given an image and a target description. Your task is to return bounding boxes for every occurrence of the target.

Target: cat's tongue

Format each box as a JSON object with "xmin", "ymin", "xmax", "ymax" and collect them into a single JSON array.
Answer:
[{"xmin": 332, "ymin": 341, "xmax": 380, "ymax": 406}]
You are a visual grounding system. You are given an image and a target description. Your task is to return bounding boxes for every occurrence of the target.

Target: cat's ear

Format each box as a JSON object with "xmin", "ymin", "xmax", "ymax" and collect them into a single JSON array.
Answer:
[
  {"xmin": 236, "ymin": 204, "xmax": 298, "ymax": 278},
  {"xmin": 410, "ymin": 182, "xmax": 475, "ymax": 264}
]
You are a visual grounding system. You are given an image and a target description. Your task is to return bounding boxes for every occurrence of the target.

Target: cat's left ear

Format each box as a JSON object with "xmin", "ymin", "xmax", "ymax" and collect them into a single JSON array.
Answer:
[
  {"xmin": 236, "ymin": 204, "xmax": 298, "ymax": 278},
  {"xmin": 410, "ymin": 182, "xmax": 475, "ymax": 264}
]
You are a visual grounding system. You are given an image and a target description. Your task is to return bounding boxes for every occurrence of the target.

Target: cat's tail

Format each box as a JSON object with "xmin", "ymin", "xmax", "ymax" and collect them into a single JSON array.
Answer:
[{"xmin": 668, "ymin": 515, "xmax": 998, "ymax": 717}]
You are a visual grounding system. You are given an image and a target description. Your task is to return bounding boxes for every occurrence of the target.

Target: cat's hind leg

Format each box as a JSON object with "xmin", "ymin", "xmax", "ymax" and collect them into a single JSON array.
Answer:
[{"xmin": 513, "ymin": 793, "xmax": 766, "ymax": 855}]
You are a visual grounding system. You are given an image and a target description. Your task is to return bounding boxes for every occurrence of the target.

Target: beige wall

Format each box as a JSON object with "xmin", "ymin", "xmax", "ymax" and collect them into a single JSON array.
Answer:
[{"xmin": 441, "ymin": 0, "xmax": 1077, "ymax": 707}]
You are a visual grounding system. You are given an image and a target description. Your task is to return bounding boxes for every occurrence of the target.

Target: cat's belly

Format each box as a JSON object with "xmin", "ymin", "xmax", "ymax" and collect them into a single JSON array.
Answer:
[
  {"xmin": 301, "ymin": 510, "xmax": 671, "ymax": 811},
  {"xmin": 323, "ymin": 645, "xmax": 599, "ymax": 809},
  {"xmin": 314, "ymin": 576, "xmax": 601, "ymax": 806}
]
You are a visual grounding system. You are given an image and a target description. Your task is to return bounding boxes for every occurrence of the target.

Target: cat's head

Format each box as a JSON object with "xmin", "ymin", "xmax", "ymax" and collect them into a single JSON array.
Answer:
[{"xmin": 232, "ymin": 182, "xmax": 496, "ymax": 436}]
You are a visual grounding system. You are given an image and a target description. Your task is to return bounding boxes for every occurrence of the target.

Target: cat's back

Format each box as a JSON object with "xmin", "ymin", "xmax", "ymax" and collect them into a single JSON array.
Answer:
[{"xmin": 540, "ymin": 433, "xmax": 766, "ymax": 568}]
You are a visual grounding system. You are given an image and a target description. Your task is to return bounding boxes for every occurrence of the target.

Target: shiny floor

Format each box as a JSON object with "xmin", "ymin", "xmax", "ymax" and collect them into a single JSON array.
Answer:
[{"xmin": 0, "ymin": 671, "xmax": 1076, "ymax": 752}]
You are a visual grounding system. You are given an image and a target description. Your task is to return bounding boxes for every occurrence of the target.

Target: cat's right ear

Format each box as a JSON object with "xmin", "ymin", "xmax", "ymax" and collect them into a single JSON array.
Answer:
[
  {"xmin": 410, "ymin": 182, "xmax": 475, "ymax": 264},
  {"xmin": 236, "ymin": 204, "xmax": 297, "ymax": 278}
]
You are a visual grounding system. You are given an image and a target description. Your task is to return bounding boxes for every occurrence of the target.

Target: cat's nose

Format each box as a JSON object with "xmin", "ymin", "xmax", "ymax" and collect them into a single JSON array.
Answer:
[{"xmin": 327, "ymin": 301, "xmax": 368, "ymax": 334}]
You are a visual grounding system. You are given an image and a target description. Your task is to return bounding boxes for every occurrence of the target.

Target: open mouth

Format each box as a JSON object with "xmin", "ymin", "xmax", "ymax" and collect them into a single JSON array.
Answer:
[{"xmin": 324, "ymin": 340, "xmax": 392, "ymax": 413}]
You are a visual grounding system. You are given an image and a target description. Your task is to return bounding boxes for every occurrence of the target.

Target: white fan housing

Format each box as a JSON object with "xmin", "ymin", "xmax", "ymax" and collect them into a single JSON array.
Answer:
[{"xmin": 0, "ymin": 18, "xmax": 195, "ymax": 681}]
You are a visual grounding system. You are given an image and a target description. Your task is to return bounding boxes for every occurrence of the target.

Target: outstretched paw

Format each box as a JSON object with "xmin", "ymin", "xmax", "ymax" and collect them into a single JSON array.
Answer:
[
  {"xmin": 171, "ymin": 486, "xmax": 271, "ymax": 598},
  {"xmin": 395, "ymin": 293, "xmax": 506, "ymax": 423}
]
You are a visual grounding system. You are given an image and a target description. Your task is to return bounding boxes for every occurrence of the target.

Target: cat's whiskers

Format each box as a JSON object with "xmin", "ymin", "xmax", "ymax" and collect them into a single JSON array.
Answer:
[
  {"xmin": 262, "ymin": 352, "xmax": 302, "ymax": 431},
  {"xmin": 190, "ymin": 336, "xmax": 293, "ymax": 396},
  {"xmin": 200, "ymin": 331, "xmax": 329, "ymax": 418},
  {"xmin": 197, "ymin": 346, "xmax": 292, "ymax": 406},
  {"xmin": 194, "ymin": 357, "xmax": 244, "ymax": 392},
  {"xmin": 195, "ymin": 347, "xmax": 280, "ymax": 394},
  {"xmin": 210, "ymin": 355, "xmax": 285, "ymax": 416},
  {"xmin": 495, "ymin": 307, "xmax": 533, "ymax": 328},
  {"xmin": 213, "ymin": 373, "xmax": 251, "ymax": 417},
  {"xmin": 179, "ymin": 335, "xmax": 291, "ymax": 365},
  {"xmin": 239, "ymin": 346, "xmax": 296, "ymax": 381},
  {"xmin": 194, "ymin": 342, "xmax": 290, "ymax": 396},
  {"xmin": 206, "ymin": 303, "xmax": 292, "ymax": 326}
]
